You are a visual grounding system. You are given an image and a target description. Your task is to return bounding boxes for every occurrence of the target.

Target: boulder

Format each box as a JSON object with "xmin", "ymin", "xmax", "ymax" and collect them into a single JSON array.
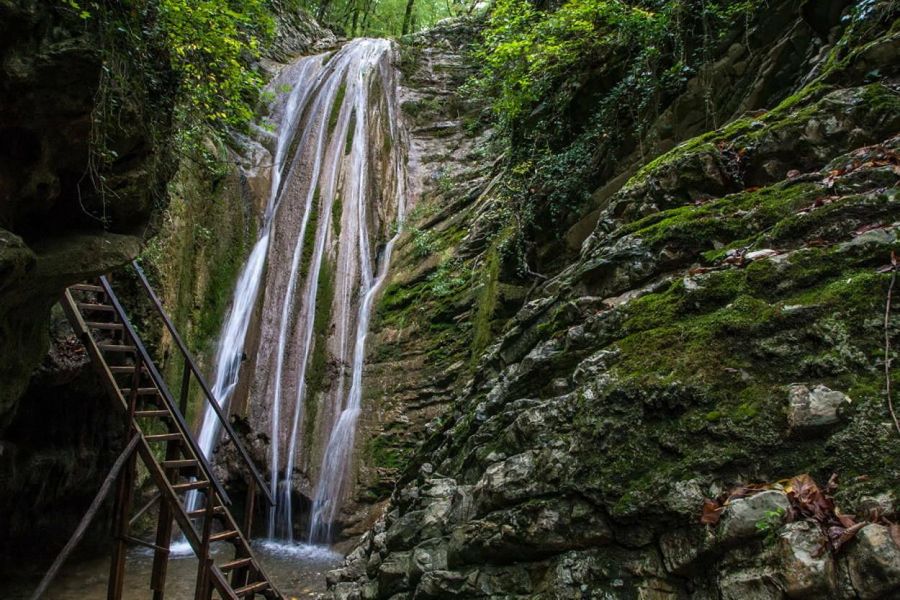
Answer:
[
  {"xmin": 377, "ymin": 551, "xmax": 412, "ymax": 598},
  {"xmin": 410, "ymin": 538, "xmax": 449, "ymax": 581},
  {"xmin": 776, "ymin": 520, "xmax": 834, "ymax": 597},
  {"xmin": 333, "ymin": 582, "xmax": 362, "ymax": 600},
  {"xmin": 659, "ymin": 527, "xmax": 717, "ymax": 575},
  {"xmin": 718, "ymin": 566, "xmax": 786, "ymax": 600}
]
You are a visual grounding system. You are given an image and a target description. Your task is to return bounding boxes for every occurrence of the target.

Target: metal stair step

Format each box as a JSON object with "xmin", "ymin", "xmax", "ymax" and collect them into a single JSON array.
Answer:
[
  {"xmin": 145, "ymin": 433, "xmax": 182, "ymax": 443},
  {"xmin": 110, "ymin": 366, "xmax": 146, "ymax": 374},
  {"xmin": 77, "ymin": 302, "xmax": 115, "ymax": 312},
  {"xmin": 171, "ymin": 480, "xmax": 210, "ymax": 493},
  {"xmin": 99, "ymin": 344, "xmax": 135, "ymax": 353},
  {"xmin": 120, "ymin": 387, "xmax": 158, "ymax": 396},
  {"xmin": 187, "ymin": 505, "xmax": 225, "ymax": 519},
  {"xmin": 220, "ymin": 557, "xmax": 253, "ymax": 572},
  {"xmin": 85, "ymin": 321, "xmax": 124, "ymax": 330},
  {"xmin": 134, "ymin": 409, "xmax": 170, "ymax": 418},
  {"xmin": 209, "ymin": 530, "xmax": 239, "ymax": 543},
  {"xmin": 233, "ymin": 580, "xmax": 269, "ymax": 597},
  {"xmin": 70, "ymin": 284, "xmax": 105, "ymax": 293}
]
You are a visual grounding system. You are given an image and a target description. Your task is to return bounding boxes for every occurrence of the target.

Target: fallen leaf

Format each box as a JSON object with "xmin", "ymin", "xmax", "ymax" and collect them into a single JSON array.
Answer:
[
  {"xmin": 701, "ymin": 498, "xmax": 724, "ymax": 525},
  {"xmin": 831, "ymin": 522, "xmax": 866, "ymax": 553}
]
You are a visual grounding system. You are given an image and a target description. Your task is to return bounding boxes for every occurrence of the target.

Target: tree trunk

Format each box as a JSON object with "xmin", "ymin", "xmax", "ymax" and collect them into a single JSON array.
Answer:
[{"xmin": 402, "ymin": 0, "xmax": 416, "ymax": 35}]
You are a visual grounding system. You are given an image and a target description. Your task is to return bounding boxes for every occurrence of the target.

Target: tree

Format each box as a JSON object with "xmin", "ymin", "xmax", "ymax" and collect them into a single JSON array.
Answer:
[{"xmin": 402, "ymin": 0, "xmax": 416, "ymax": 34}]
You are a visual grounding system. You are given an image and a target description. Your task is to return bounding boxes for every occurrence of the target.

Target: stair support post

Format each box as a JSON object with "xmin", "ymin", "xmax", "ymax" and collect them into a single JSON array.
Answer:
[
  {"xmin": 107, "ymin": 436, "xmax": 138, "ymax": 600},
  {"xmin": 150, "ymin": 438, "xmax": 180, "ymax": 600},
  {"xmin": 194, "ymin": 492, "xmax": 214, "ymax": 600}
]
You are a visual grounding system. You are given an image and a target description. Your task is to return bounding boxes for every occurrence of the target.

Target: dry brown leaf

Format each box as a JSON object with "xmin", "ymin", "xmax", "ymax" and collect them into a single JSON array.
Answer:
[{"xmin": 701, "ymin": 499, "xmax": 725, "ymax": 525}]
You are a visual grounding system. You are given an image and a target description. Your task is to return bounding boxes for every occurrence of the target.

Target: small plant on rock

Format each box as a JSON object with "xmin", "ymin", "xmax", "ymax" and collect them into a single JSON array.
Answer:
[{"xmin": 755, "ymin": 507, "xmax": 786, "ymax": 545}]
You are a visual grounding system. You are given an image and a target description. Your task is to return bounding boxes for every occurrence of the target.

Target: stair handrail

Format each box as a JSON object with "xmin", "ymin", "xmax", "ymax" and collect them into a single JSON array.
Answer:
[
  {"xmin": 130, "ymin": 260, "xmax": 275, "ymax": 508},
  {"xmin": 98, "ymin": 276, "xmax": 233, "ymax": 507}
]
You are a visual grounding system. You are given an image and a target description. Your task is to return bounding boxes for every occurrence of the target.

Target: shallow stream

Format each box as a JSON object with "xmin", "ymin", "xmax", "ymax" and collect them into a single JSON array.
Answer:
[{"xmin": 2, "ymin": 542, "xmax": 340, "ymax": 599}]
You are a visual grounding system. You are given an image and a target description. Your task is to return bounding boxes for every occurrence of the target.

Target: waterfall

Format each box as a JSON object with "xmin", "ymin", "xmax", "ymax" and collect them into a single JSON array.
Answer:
[
  {"xmin": 259, "ymin": 38, "xmax": 405, "ymax": 542},
  {"xmin": 307, "ymin": 57, "xmax": 406, "ymax": 540},
  {"xmin": 182, "ymin": 56, "xmax": 326, "ymax": 522},
  {"xmin": 182, "ymin": 37, "xmax": 405, "ymax": 546},
  {"xmin": 188, "ymin": 38, "xmax": 404, "ymax": 545}
]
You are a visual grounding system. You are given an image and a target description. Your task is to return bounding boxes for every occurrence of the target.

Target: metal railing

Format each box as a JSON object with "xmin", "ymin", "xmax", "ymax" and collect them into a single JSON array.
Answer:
[
  {"xmin": 130, "ymin": 260, "xmax": 274, "ymax": 509},
  {"xmin": 98, "ymin": 276, "xmax": 232, "ymax": 506}
]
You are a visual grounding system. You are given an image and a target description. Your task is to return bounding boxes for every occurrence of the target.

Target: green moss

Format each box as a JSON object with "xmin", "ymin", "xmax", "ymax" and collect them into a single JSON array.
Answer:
[
  {"xmin": 625, "ymin": 81, "xmax": 899, "ymax": 202},
  {"xmin": 366, "ymin": 434, "xmax": 407, "ymax": 469},
  {"xmin": 471, "ymin": 247, "xmax": 501, "ymax": 359},
  {"xmin": 304, "ymin": 255, "xmax": 336, "ymax": 448},
  {"xmin": 299, "ymin": 189, "xmax": 321, "ymax": 280},
  {"xmin": 328, "ymin": 81, "xmax": 347, "ymax": 136},
  {"xmin": 332, "ymin": 194, "xmax": 343, "ymax": 237},
  {"xmin": 344, "ymin": 110, "xmax": 356, "ymax": 155}
]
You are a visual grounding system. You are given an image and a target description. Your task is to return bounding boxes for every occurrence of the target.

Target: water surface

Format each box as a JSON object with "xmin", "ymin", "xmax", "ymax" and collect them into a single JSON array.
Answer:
[{"xmin": 4, "ymin": 542, "xmax": 340, "ymax": 599}]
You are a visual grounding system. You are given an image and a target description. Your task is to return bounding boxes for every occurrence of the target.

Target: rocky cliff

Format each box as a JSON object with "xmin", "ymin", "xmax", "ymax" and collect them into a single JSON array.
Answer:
[
  {"xmin": 330, "ymin": 1, "xmax": 900, "ymax": 597},
  {"xmin": 0, "ymin": 0, "xmax": 175, "ymax": 428}
]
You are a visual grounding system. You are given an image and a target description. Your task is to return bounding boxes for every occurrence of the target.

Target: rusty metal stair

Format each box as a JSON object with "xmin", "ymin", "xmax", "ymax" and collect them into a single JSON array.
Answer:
[{"xmin": 61, "ymin": 277, "xmax": 281, "ymax": 600}]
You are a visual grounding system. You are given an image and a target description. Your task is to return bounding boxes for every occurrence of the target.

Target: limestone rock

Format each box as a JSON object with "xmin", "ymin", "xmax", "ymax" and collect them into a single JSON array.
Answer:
[
  {"xmin": 777, "ymin": 520, "xmax": 834, "ymax": 598},
  {"xmin": 377, "ymin": 551, "xmax": 412, "ymax": 598},
  {"xmin": 719, "ymin": 491, "xmax": 790, "ymax": 544},
  {"xmin": 719, "ymin": 566, "xmax": 786, "ymax": 600},
  {"xmin": 659, "ymin": 527, "xmax": 717, "ymax": 575},
  {"xmin": 410, "ymin": 538, "xmax": 449, "ymax": 581},
  {"xmin": 846, "ymin": 524, "xmax": 900, "ymax": 599},
  {"xmin": 788, "ymin": 384, "xmax": 851, "ymax": 430}
]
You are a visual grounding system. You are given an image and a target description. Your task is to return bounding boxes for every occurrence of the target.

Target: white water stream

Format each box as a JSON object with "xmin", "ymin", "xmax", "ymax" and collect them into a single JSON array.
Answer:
[{"xmin": 189, "ymin": 38, "xmax": 405, "ymax": 547}]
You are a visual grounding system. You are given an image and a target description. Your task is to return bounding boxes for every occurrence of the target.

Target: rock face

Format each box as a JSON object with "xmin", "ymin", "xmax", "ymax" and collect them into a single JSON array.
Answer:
[
  {"xmin": 0, "ymin": 0, "xmax": 177, "ymax": 568},
  {"xmin": 338, "ymin": 18, "xmax": 504, "ymax": 537},
  {"xmin": 0, "ymin": 0, "xmax": 175, "ymax": 426},
  {"xmin": 332, "ymin": 0, "xmax": 900, "ymax": 597}
]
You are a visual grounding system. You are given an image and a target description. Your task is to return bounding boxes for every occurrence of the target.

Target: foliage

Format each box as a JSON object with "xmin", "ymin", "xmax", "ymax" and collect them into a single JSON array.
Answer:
[
  {"xmin": 755, "ymin": 507, "xmax": 786, "ymax": 545},
  {"xmin": 284, "ymin": 0, "xmax": 460, "ymax": 38},
  {"xmin": 466, "ymin": 0, "xmax": 757, "ymax": 250},
  {"xmin": 157, "ymin": 0, "xmax": 274, "ymax": 128},
  {"xmin": 411, "ymin": 226, "xmax": 438, "ymax": 258},
  {"xmin": 58, "ymin": 0, "xmax": 274, "ymax": 172}
]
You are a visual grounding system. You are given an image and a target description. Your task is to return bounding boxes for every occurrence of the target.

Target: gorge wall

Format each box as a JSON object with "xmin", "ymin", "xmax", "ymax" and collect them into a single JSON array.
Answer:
[
  {"xmin": 0, "ymin": 0, "xmax": 175, "ymax": 563},
  {"xmin": 328, "ymin": 0, "xmax": 900, "ymax": 598}
]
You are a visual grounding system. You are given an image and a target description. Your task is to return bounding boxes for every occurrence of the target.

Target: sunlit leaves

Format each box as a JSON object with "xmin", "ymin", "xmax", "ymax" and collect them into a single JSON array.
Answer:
[{"xmin": 156, "ymin": 0, "xmax": 274, "ymax": 128}]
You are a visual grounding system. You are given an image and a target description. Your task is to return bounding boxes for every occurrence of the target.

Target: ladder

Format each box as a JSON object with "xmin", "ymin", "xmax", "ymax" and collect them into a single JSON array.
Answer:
[{"xmin": 60, "ymin": 275, "xmax": 282, "ymax": 600}]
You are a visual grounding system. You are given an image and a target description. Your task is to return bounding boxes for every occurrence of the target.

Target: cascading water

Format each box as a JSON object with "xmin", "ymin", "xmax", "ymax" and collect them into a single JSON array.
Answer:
[
  {"xmin": 181, "ymin": 56, "xmax": 326, "ymax": 523},
  {"xmin": 189, "ymin": 37, "xmax": 406, "ymax": 546},
  {"xmin": 256, "ymin": 38, "xmax": 406, "ymax": 542},
  {"xmin": 307, "ymin": 70, "xmax": 406, "ymax": 540}
]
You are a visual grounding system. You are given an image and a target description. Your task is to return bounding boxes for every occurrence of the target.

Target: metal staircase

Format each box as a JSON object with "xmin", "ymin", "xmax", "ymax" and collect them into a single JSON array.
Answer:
[{"xmin": 60, "ymin": 269, "xmax": 281, "ymax": 600}]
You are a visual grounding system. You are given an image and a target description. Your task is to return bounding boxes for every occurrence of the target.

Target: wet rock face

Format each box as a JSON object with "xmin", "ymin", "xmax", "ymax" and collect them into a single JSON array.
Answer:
[
  {"xmin": 342, "ymin": 17, "xmax": 498, "ymax": 538},
  {"xmin": 0, "ymin": 0, "xmax": 174, "ymax": 426},
  {"xmin": 0, "ymin": 307, "xmax": 125, "ymax": 569},
  {"xmin": 333, "ymin": 0, "xmax": 900, "ymax": 598}
]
